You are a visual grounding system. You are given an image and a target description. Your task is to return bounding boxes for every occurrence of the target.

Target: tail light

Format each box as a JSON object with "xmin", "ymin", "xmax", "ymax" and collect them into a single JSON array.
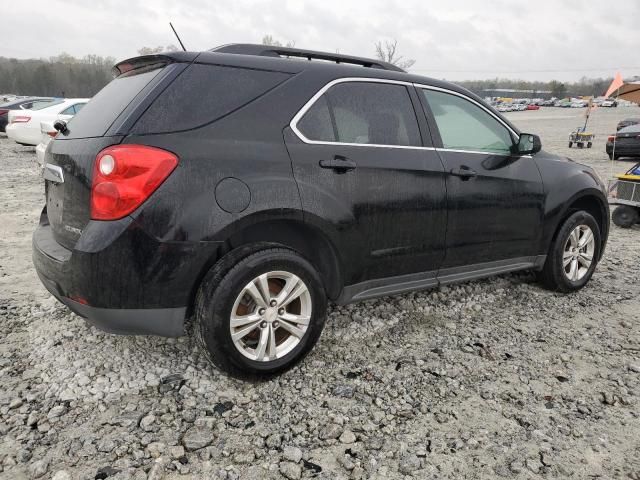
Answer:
[
  {"xmin": 11, "ymin": 115, "xmax": 31, "ymax": 123},
  {"xmin": 0, "ymin": 109, "xmax": 8, "ymax": 116},
  {"xmin": 46, "ymin": 131, "xmax": 57, "ymax": 138},
  {"xmin": 91, "ymin": 145, "xmax": 178, "ymax": 220},
  {"xmin": 607, "ymin": 135, "xmax": 615, "ymax": 142}
]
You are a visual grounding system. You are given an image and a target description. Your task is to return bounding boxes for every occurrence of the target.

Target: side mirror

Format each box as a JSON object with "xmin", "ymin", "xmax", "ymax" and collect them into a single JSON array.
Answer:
[
  {"xmin": 53, "ymin": 119, "xmax": 68, "ymax": 135},
  {"xmin": 515, "ymin": 133, "xmax": 541, "ymax": 155}
]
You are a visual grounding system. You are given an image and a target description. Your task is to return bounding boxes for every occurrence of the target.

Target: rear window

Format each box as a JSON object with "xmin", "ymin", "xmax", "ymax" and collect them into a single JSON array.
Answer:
[
  {"xmin": 131, "ymin": 64, "xmax": 290, "ymax": 134},
  {"xmin": 65, "ymin": 65, "xmax": 164, "ymax": 138},
  {"xmin": 32, "ymin": 99, "xmax": 64, "ymax": 111}
]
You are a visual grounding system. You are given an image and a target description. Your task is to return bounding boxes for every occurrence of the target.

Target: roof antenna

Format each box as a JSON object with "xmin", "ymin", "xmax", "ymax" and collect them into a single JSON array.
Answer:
[{"xmin": 169, "ymin": 22, "xmax": 187, "ymax": 51}]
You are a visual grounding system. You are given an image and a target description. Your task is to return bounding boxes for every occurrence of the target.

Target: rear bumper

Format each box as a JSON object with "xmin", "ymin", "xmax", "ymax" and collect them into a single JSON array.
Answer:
[
  {"xmin": 6, "ymin": 123, "xmax": 39, "ymax": 146},
  {"xmin": 33, "ymin": 209, "xmax": 223, "ymax": 337},
  {"xmin": 606, "ymin": 143, "xmax": 640, "ymax": 156},
  {"xmin": 36, "ymin": 143, "xmax": 47, "ymax": 165}
]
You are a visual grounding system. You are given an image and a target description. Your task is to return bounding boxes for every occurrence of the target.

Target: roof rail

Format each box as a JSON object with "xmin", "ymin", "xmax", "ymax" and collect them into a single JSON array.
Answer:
[{"xmin": 210, "ymin": 43, "xmax": 406, "ymax": 73}]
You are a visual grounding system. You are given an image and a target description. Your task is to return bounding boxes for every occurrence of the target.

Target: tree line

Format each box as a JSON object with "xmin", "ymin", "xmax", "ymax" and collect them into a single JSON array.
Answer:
[{"xmin": 0, "ymin": 42, "xmax": 615, "ymax": 100}]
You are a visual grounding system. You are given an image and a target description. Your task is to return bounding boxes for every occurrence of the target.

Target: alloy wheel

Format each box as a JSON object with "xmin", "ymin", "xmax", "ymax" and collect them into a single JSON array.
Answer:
[
  {"xmin": 562, "ymin": 225, "xmax": 595, "ymax": 282},
  {"xmin": 229, "ymin": 271, "xmax": 311, "ymax": 362}
]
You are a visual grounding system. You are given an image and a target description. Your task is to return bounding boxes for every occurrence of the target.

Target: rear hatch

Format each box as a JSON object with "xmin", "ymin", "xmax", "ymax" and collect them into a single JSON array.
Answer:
[
  {"xmin": 44, "ymin": 55, "xmax": 194, "ymax": 249},
  {"xmin": 615, "ymin": 128, "xmax": 640, "ymax": 146}
]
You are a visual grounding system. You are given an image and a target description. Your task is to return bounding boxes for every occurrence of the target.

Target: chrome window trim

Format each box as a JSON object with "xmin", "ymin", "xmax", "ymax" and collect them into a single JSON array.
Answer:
[
  {"xmin": 289, "ymin": 77, "xmax": 522, "ymax": 154},
  {"xmin": 289, "ymin": 77, "xmax": 429, "ymax": 151},
  {"xmin": 414, "ymin": 83, "xmax": 519, "ymax": 138}
]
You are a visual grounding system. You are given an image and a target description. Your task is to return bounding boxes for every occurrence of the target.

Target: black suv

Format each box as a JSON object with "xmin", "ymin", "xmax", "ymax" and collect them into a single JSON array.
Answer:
[{"xmin": 33, "ymin": 44, "xmax": 609, "ymax": 376}]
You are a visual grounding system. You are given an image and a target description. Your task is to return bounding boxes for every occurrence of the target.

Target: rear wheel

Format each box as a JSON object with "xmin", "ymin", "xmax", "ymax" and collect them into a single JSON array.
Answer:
[
  {"xmin": 612, "ymin": 205, "xmax": 639, "ymax": 228},
  {"xmin": 196, "ymin": 248, "xmax": 327, "ymax": 377},
  {"xmin": 587, "ymin": 142, "xmax": 592, "ymax": 148},
  {"xmin": 538, "ymin": 211, "xmax": 601, "ymax": 292},
  {"xmin": 568, "ymin": 141, "xmax": 573, "ymax": 148}
]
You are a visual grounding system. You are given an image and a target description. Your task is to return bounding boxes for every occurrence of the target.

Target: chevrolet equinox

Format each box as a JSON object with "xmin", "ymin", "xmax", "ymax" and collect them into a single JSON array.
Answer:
[{"xmin": 33, "ymin": 44, "xmax": 609, "ymax": 376}]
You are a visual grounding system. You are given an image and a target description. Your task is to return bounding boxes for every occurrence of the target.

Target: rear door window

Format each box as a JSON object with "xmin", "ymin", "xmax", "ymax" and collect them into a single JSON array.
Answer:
[
  {"xmin": 296, "ymin": 81, "xmax": 421, "ymax": 147},
  {"xmin": 131, "ymin": 64, "xmax": 291, "ymax": 134}
]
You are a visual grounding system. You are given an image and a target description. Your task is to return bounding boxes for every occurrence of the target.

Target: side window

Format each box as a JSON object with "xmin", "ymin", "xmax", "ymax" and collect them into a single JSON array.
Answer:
[
  {"xmin": 297, "ymin": 82, "xmax": 421, "ymax": 147},
  {"xmin": 132, "ymin": 64, "xmax": 291, "ymax": 134},
  {"xmin": 73, "ymin": 103, "xmax": 85, "ymax": 114},
  {"xmin": 296, "ymin": 95, "xmax": 336, "ymax": 142},
  {"xmin": 60, "ymin": 106, "xmax": 75, "ymax": 115},
  {"xmin": 422, "ymin": 89, "xmax": 514, "ymax": 153}
]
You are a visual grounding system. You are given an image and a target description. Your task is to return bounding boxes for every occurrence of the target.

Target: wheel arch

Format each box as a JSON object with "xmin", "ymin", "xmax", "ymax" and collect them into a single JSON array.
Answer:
[
  {"xmin": 546, "ymin": 189, "xmax": 609, "ymax": 261},
  {"xmin": 186, "ymin": 217, "xmax": 344, "ymax": 317}
]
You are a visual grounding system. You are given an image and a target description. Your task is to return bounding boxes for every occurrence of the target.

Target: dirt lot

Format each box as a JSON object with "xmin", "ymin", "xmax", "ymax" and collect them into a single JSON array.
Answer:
[{"xmin": 1, "ymin": 107, "xmax": 639, "ymax": 480}]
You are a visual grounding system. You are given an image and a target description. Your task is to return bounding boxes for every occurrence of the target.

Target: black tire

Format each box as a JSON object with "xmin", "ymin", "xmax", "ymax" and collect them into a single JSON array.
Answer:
[
  {"xmin": 537, "ymin": 211, "xmax": 601, "ymax": 293},
  {"xmin": 195, "ymin": 247, "xmax": 327, "ymax": 377},
  {"xmin": 568, "ymin": 141, "xmax": 573, "ymax": 148},
  {"xmin": 587, "ymin": 142, "xmax": 592, "ymax": 148},
  {"xmin": 612, "ymin": 205, "xmax": 639, "ymax": 228}
]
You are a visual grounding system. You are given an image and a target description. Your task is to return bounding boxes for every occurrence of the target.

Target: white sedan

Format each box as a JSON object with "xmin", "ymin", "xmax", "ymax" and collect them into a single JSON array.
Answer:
[{"xmin": 6, "ymin": 98, "xmax": 88, "ymax": 146}]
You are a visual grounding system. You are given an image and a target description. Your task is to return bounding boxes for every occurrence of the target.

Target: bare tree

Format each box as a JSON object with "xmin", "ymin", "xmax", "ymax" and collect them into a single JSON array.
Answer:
[
  {"xmin": 137, "ymin": 45, "xmax": 179, "ymax": 56},
  {"xmin": 374, "ymin": 39, "xmax": 415, "ymax": 70},
  {"xmin": 261, "ymin": 35, "xmax": 295, "ymax": 48}
]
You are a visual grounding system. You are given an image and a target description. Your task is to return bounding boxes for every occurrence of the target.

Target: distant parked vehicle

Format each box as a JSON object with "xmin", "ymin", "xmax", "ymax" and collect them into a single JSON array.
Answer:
[
  {"xmin": 570, "ymin": 101, "xmax": 587, "ymax": 108},
  {"xmin": 0, "ymin": 97, "xmax": 55, "ymax": 132},
  {"xmin": 515, "ymin": 104, "xmax": 527, "ymax": 111},
  {"xmin": 36, "ymin": 121, "xmax": 57, "ymax": 166},
  {"xmin": 526, "ymin": 104, "xmax": 540, "ymax": 110},
  {"xmin": 601, "ymin": 99, "xmax": 617, "ymax": 107},
  {"xmin": 6, "ymin": 99, "xmax": 88, "ymax": 146},
  {"xmin": 607, "ymin": 124, "xmax": 640, "ymax": 160},
  {"xmin": 616, "ymin": 118, "xmax": 640, "ymax": 131}
]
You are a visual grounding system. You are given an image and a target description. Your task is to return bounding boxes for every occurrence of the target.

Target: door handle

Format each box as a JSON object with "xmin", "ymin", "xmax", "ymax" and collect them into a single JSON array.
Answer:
[
  {"xmin": 450, "ymin": 166, "xmax": 477, "ymax": 180},
  {"xmin": 319, "ymin": 156, "xmax": 357, "ymax": 173}
]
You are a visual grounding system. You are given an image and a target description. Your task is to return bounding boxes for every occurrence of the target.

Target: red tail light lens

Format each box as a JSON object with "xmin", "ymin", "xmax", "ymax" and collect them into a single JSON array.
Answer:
[
  {"xmin": 91, "ymin": 145, "xmax": 178, "ymax": 220},
  {"xmin": 12, "ymin": 115, "xmax": 31, "ymax": 123},
  {"xmin": 607, "ymin": 135, "xmax": 615, "ymax": 142},
  {"xmin": 0, "ymin": 109, "xmax": 9, "ymax": 116},
  {"xmin": 46, "ymin": 131, "xmax": 57, "ymax": 138}
]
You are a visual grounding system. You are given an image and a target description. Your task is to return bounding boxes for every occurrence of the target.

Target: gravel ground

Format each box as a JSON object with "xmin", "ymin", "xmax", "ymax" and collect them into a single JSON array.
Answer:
[{"xmin": 1, "ymin": 106, "xmax": 639, "ymax": 480}]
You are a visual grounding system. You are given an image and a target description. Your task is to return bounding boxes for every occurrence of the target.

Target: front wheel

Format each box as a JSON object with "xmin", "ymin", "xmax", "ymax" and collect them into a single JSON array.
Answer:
[
  {"xmin": 196, "ymin": 248, "xmax": 327, "ymax": 377},
  {"xmin": 612, "ymin": 205, "xmax": 639, "ymax": 228},
  {"xmin": 538, "ymin": 211, "xmax": 601, "ymax": 293}
]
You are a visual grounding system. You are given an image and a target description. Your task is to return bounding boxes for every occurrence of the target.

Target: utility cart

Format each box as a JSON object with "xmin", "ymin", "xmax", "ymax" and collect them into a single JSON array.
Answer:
[
  {"xmin": 569, "ymin": 100, "xmax": 595, "ymax": 148},
  {"xmin": 608, "ymin": 162, "xmax": 640, "ymax": 228},
  {"xmin": 568, "ymin": 127, "xmax": 594, "ymax": 148}
]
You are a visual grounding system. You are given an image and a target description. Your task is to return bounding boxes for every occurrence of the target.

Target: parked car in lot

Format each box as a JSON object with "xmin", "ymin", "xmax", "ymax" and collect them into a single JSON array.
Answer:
[
  {"xmin": 6, "ymin": 98, "xmax": 88, "ymax": 146},
  {"xmin": 33, "ymin": 44, "xmax": 610, "ymax": 376},
  {"xmin": 601, "ymin": 99, "xmax": 617, "ymax": 107},
  {"xmin": 35, "ymin": 121, "xmax": 57, "ymax": 166},
  {"xmin": 570, "ymin": 101, "xmax": 587, "ymax": 108},
  {"xmin": 607, "ymin": 124, "xmax": 640, "ymax": 160},
  {"xmin": 0, "ymin": 97, "xmax": 55, "ymax": 132},
  {"xmin": 616, "ymin": 117, "xmax": 640, "ymax": 131},
  {"xmin": 526, "ymin": 104, "xmax": 540, "ymax": 110}
]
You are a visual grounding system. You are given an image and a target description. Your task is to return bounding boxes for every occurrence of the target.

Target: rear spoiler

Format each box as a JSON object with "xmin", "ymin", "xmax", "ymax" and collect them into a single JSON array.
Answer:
[{"xmin": 112, "ymin": 52, "xmax": 199, "ymax": 76}]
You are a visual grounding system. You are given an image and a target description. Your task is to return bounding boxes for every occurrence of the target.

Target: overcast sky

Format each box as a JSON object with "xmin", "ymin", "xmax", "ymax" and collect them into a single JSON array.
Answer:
[{"xmin": 6, "ymin": 0, "xmax": 640, "ymax": 81}]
